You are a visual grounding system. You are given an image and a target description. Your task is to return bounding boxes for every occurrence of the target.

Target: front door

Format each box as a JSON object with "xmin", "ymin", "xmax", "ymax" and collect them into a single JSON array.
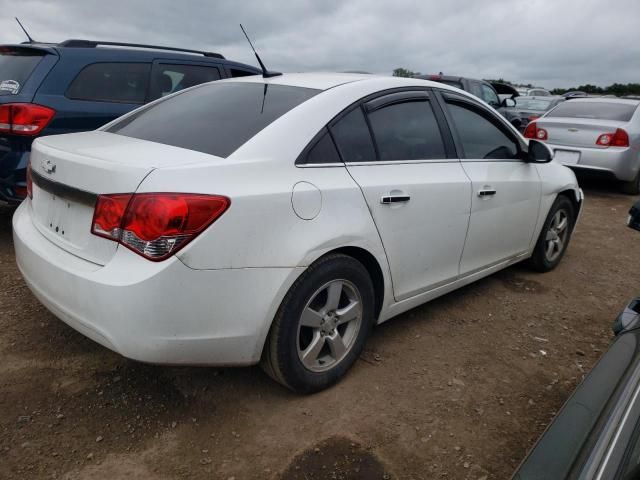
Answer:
[{"xmin": 439, "ymin": 92, "xmax": 541, "ymax": 275}]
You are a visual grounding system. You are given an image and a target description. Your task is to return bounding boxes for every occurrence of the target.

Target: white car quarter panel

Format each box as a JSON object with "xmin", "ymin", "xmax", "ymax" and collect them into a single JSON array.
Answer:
[{"xmin": 138, "ymin": 161, "xmax": 389, "ymax": 273}]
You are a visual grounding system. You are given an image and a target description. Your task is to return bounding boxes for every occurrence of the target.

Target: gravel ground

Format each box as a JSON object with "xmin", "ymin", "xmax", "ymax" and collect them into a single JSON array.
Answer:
[{"xmin": 0, "ymin": 181, "xmax": 638, "ymax": 480}]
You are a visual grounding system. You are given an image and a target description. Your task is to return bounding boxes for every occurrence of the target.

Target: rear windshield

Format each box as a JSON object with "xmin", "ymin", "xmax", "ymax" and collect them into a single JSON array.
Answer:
[
  {"xmin": 547, "ymin": 101, "xmax": 638, "ymax": 121},
  {"xmin": 514, "ymin": 97, "xmax": 554, "ymax": 111},
  {"xmin": 0, "ymin": 48, "xmax": 45, "ymax": 95},
  {"xmin": 108, "ymin": 82, "xmax": 320, "ymax": 158},
  {"xmin": 438, "ymin": 79, "xmax": 463, "ymax": 89}
]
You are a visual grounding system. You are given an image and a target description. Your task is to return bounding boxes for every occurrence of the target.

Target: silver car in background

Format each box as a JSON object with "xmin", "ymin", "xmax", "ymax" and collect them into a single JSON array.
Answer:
[{"xmin": 524, "ymin": 98, "xmax": 640, "ymax": 193}]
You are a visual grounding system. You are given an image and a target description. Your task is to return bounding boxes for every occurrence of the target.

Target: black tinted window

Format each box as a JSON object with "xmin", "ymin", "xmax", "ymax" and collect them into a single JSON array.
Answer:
[
  {"xmin": 547, "ymin": 101, "xmax": 638, "ymax": 121},
  {"xmin": 304, "ymin": 130, "xmax": 342, "ymax": 164},
  {"xmin": 109, "ymin": 82, "xmax": 319, "ymax": 158},
  {"xmin": 67, "ymin": 63, "xmax": 150, "ymax": 103},
  {"xmin": 0, "ymin": 48, "xmax": 44, "ymax": 95},
  {"xmin": 149, "ymin": 64, "xmax": 221, "ymax": 101},
  {"xmin": 446, "ymin": 101, "xmax": 518, "ymax": 159},
  {"xmin": 330, "ymin": 108, "xmax": 376, "ymax": 163},
  {"xmin": 368, "ymin": 100, "xmax": 446, "ymax": 160}
]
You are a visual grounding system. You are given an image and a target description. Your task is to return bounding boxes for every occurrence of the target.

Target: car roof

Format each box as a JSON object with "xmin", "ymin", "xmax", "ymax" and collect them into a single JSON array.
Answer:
[
  {"xmin": 0, "ymin": 41, "xmax": 259, "ymax": 70},
  {"xmin": 219, "ymin": 72, "xmax": 461, "ymax": 92}
]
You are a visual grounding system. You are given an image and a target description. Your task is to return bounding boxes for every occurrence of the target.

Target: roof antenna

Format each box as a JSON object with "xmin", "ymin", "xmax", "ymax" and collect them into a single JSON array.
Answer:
[
  {"xmin": 239, "ymin": 24, "xmax": 281, "ymax": 78},
  {"xmin": 15, "ymin": 18, "xmax": 35, "ymax": 44}
]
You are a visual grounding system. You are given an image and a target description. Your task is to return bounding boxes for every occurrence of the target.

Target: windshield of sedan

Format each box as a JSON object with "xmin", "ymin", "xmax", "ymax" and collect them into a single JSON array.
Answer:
[
  {"xmin": 514, "ymin": 97, "xmax": 554, "ymax": 111},
  {"xmin": 546, "ymin": 101, "xmax": 638, "ymax": 121},
  {"xmin": 107, "ymin": 82, "xmax": 320, "ymax": 158}
]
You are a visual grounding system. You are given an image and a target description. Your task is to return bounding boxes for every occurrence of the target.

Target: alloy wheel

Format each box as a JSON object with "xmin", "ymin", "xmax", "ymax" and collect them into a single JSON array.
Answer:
[
  {"xmin": 544, "ymin": 209, "xmax": 569, "ymax": 262},
  {"xmin": 296, "ymin": 279, "xmax": 363, "ymax": 372}
]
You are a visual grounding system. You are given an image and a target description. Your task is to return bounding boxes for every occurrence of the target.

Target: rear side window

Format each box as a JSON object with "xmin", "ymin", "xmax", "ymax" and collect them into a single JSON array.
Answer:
[
  {"xmin": 303, "ymin": 130, "xmax": 342, "ymax": 164},
  {"xmin": 330, "ymin": 108, "xmax": 376, "ymax": 163},
  {"xmin": 108, "ymin": 82, "xmax": 319, "ymax": 158},
  {"xmin": 149, "ymin": 64, "xmax": 221, "ymax": 101},
  {"xmin": 66, "ymin": 63, "xmax": 150, "ymax": 104},
  {"xmin": 446, "ymin": 101, "xmax": 519, "ymax": 159},
  {"xmin": 368, "ymin": 100, "xmax": 446, "ymax": 160},
  {"xmin": 547, "ymin": 101, "xmax": 638, "ymax": 121},
  {"xmin": 0, "ymin": 48, "xmax": 45, "ymax": 95}
]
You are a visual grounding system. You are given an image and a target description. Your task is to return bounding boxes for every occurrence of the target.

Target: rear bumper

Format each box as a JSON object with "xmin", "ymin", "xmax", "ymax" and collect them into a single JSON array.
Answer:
[
  {"xmin": 0, "ymin": 137, "xmax": 32, "ymax": 203},
  {"xmin": 547, "ymin": 143, "xmax": 639, "ymax": 182},
  {"xmin": 13, "ymin": 201, "xmax": 301, "ymax": 365}
]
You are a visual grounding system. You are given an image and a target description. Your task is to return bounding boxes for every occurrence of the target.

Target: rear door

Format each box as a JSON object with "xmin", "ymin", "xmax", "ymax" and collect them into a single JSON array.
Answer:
[
  {"xmin": 438, "ymin": 91, "xmax": 541, "ymax": 275},
  {"xmin": 335, "ymin": 90, "xmax": 472, "ymax": 301},
  {"xmin": 147, "ymin": 60, "xmax": 222, "ymax": 102}
]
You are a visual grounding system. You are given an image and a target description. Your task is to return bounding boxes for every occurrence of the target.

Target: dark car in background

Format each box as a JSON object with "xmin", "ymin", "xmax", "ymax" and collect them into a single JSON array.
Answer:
[
  {"xmin": 0, "ymin": 40, "xmax": 259, "ymax": 203},
  {"xmin": 502, "ymin": 96, "xmax": 565, "ymax": 131},
  {"xmin": 513, "ymin": 201, "xmax": 640, "ymax": 480},
  {"xmin": 414, "ymin": 74, "xmax": 519, "ymax": 114}
]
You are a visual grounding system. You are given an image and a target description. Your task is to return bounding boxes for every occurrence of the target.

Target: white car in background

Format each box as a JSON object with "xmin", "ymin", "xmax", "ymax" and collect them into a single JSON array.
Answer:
[{"xmin": 13, "ymin": 73, "xmax": 582, "ymax": 392}]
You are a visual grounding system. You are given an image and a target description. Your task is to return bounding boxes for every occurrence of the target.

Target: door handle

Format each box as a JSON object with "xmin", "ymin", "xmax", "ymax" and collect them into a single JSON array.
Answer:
[
  {"xmin": 381, "ymin": 195, "xmax": 411, "ymax": 204},
  {"xmin": 478, "ymin": 189, "xmax": 497, "ymax": 197}
]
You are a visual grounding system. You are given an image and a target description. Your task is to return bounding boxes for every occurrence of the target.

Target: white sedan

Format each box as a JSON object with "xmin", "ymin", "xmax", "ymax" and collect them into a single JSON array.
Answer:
[{"xmin": 13, "ymin": 73, "xmax": 582, "ymax": 392}]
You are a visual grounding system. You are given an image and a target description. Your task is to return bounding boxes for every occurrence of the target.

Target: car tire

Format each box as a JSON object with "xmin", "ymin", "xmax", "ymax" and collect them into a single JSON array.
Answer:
[
  {"xmin": 621, "ymin": 173, "xmax": 640, "ymax": 195},
  {"xmin": 261, "ymin": 254, "xmax": 375, "ymax": 393},
  {"xmin": 527, "ymin": 195, "xmax": 576, "ymax": 272}
]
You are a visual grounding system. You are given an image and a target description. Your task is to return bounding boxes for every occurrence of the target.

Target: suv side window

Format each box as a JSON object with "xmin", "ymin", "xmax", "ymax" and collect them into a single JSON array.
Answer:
[
  {"xmin": 367, "ymin": 98, "xmax": 446, "ymax": 161},
  {"xmin": 329, "ymin": 107, "xmax": 376, "ymax": 163},
  {"xmin": 149, "ymin": 64, "xmax": 221, "ymax": 101},
  {"xmin": 480, "ymin": 84, "xmax": 500, "ymax": 108},
  {"xmin": 66, "ymin": 63, "xmax": 150, "ymax": 104},
  {"xmin": 445, "ymin": 99, "xmax": 519, "ymax": 160}
]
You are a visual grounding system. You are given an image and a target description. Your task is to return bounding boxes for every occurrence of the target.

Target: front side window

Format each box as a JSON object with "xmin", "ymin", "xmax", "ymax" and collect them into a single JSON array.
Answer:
[
  {"xmin": 367, "ymin": 100, "xmax": 446, "ymax": 161},
  {"xmin": 446, "ymin": 100, "xmax": 519, "ymax": 160},
  {"xmin": 149, "ymin": 64, "xmax": 221, "ymax": 101},
  {"xmin": 329, "ymin": 107, "xmax": 376, "ymax": 163},
  {"xmin": 108, "ymin": 82, "xmax": 319, "ymax": 158},
  {"xmin": 66, "ymin": 63, "xmax": 150, "ymax": 104}
]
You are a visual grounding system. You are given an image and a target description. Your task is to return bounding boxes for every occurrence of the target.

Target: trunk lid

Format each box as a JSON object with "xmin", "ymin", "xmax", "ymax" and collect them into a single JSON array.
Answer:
[
  {"xmin": 30, "ymin": 131, "xmax": 218, "ymax": 265},
  {"xmin": 535, "ymin": 117, "xmax": 629, "ymax": 149}
]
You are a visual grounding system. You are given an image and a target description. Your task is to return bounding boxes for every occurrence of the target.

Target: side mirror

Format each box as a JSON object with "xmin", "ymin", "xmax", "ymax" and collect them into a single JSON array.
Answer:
[
  {"xmin": 503, "ymin": 98, "xmax": 516, "ymax": 108},
  {"xmin": 526, "ymin": 139, "xmax": 553, "ymax": 163},
  {"xmin": 612, "ymin": 298, "xmax": 640, "ymax": 335},
  {"xmin": 628, "ymin": 201, "xmax": 640, "ymax": 232}
]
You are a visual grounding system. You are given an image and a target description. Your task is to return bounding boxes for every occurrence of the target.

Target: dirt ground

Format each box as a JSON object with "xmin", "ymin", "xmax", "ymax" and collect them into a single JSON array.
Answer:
[{"xmin": 1, "ymin": 180, "xmax": 639, "ymax": 480}]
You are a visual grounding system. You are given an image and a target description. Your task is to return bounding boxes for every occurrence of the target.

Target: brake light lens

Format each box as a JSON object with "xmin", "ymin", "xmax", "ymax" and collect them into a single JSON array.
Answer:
[
  {"xmin": 523, "ymin": 122, "xmax": 547, "ymax": 140},
  {"xmin": 91, "ymin": 193, "xmax": 230, "ymax": 261},
  {"xmin": 596, "ymin": 128, "xmax": 629, "ymax": 148},
  {"xmin": 0, "ymin": 103, "xmax": 56, "ymax": 136}
]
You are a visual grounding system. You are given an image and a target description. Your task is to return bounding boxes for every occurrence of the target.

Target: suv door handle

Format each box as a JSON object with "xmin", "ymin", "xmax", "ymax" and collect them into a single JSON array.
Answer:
[
  {"xmin": 478, "ymin": 189, "xmax": 497, "ymax": 197},
  {"xmin": 381, "ymin": 195, "xmax": 411, "ymax": 204}
]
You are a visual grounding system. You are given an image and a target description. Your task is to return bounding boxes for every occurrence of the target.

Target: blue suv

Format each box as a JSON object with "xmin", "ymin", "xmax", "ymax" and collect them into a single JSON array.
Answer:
[{"xmin": 0, "ymin": 39, "xmax": 259, "ymax": 203}]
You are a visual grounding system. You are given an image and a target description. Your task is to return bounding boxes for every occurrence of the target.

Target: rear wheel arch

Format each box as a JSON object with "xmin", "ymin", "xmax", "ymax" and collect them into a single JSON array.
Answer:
[{"xmin": 326, "ymin": 246, "xmax": 385, "ymax": 321}]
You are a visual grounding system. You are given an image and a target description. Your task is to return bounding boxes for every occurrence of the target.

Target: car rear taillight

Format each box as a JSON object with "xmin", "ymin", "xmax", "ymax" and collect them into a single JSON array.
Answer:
[
  {"xmin": 91, "ymin": 193, "xmax": 230, "ymax": 261},
  {"xmin": 26, "ymin": 162, "xmax": 33, "ymax": 199},
  {"xmin": 596, "ymin": 128, "xmax": 629, "ymax": 148},
  {"xmin": 0, "ymin": 103, "xmax": 56, "ymax": 136},
  {"xmin": 524, "ymin": 122, "xmax": 547, "ymax": 140}
]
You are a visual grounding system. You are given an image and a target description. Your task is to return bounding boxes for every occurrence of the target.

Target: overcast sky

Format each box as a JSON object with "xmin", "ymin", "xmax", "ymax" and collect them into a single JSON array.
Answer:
[{"xmin": 1, "ymin": 0, "xmax": 638, "ymax": 89}]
